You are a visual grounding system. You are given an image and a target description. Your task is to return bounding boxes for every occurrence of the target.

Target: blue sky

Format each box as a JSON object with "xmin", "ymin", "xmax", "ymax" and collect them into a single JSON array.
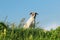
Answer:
[{"xmin": 0, "ymin": 0, "xmax": 60, "ymax": 30}]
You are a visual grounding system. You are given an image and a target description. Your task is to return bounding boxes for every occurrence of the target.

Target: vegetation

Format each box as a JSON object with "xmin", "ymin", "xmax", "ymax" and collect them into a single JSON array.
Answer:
[{"xmin": 0, "ymin": 18, "xmax": 60, "ymax": 40}]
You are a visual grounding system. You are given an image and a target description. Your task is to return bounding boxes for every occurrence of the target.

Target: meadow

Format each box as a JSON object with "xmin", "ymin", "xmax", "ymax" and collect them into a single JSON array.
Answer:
[{"xmin": 0, "ymin": 20, "xmax": 60, "ymax": 40}]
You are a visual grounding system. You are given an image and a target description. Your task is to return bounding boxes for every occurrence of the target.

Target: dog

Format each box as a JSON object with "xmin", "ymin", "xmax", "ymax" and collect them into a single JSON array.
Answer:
[{"xmin": 23, "ymin": 12, "xmax": 38, "ymax": 29}]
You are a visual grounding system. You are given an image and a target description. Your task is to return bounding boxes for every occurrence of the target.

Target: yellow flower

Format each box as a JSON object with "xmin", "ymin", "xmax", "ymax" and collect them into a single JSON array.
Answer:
[{"xmin": 4, "ymin": 28, "xmax": 6, "ymax": 36}]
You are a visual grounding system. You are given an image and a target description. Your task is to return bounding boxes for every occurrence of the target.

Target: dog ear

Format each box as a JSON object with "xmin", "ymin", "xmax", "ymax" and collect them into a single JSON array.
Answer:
[
  {"xmin": 30, "ymin": 12, "xmax": 32, "ymax": 15},
  {"xmin": 35, "ymin": 13, "xmax": 38, "ymax": 15}
]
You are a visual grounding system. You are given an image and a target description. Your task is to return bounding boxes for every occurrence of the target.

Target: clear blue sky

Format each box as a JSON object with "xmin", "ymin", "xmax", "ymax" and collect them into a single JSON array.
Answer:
[{"xmin": 0, "ymin": 0, "xmax": 60, "ymax": 30}]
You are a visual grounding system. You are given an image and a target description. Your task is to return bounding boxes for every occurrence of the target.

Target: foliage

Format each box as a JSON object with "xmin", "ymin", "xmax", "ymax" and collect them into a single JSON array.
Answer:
[{"xmin": 0, "ymin": 22, "xmax": 60, "ymax": 40}]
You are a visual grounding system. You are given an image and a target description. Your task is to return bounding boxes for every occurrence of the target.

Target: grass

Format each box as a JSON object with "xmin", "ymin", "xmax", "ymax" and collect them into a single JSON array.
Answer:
[{"xmin": 0, "ymin": 22, "xmax": 60, "ymax": 40}]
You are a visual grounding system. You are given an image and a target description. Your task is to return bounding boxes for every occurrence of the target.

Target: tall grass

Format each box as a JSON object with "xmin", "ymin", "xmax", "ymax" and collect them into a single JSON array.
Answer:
[{"xmin": 0, "ymin": 21, "xmax": 60, "ymax": 40}]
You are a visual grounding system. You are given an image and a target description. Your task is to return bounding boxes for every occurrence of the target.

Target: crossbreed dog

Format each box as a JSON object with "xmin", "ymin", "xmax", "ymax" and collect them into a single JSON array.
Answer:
[{"xmin": 23, "ymin": 12, "xmax": 38, "ymax": 29}]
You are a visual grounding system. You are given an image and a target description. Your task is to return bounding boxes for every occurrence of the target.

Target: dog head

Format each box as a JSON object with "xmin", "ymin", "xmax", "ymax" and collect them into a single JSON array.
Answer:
[{"xmin": 30, "ymin": 12, "xmax": 38, "ymax": 18}]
